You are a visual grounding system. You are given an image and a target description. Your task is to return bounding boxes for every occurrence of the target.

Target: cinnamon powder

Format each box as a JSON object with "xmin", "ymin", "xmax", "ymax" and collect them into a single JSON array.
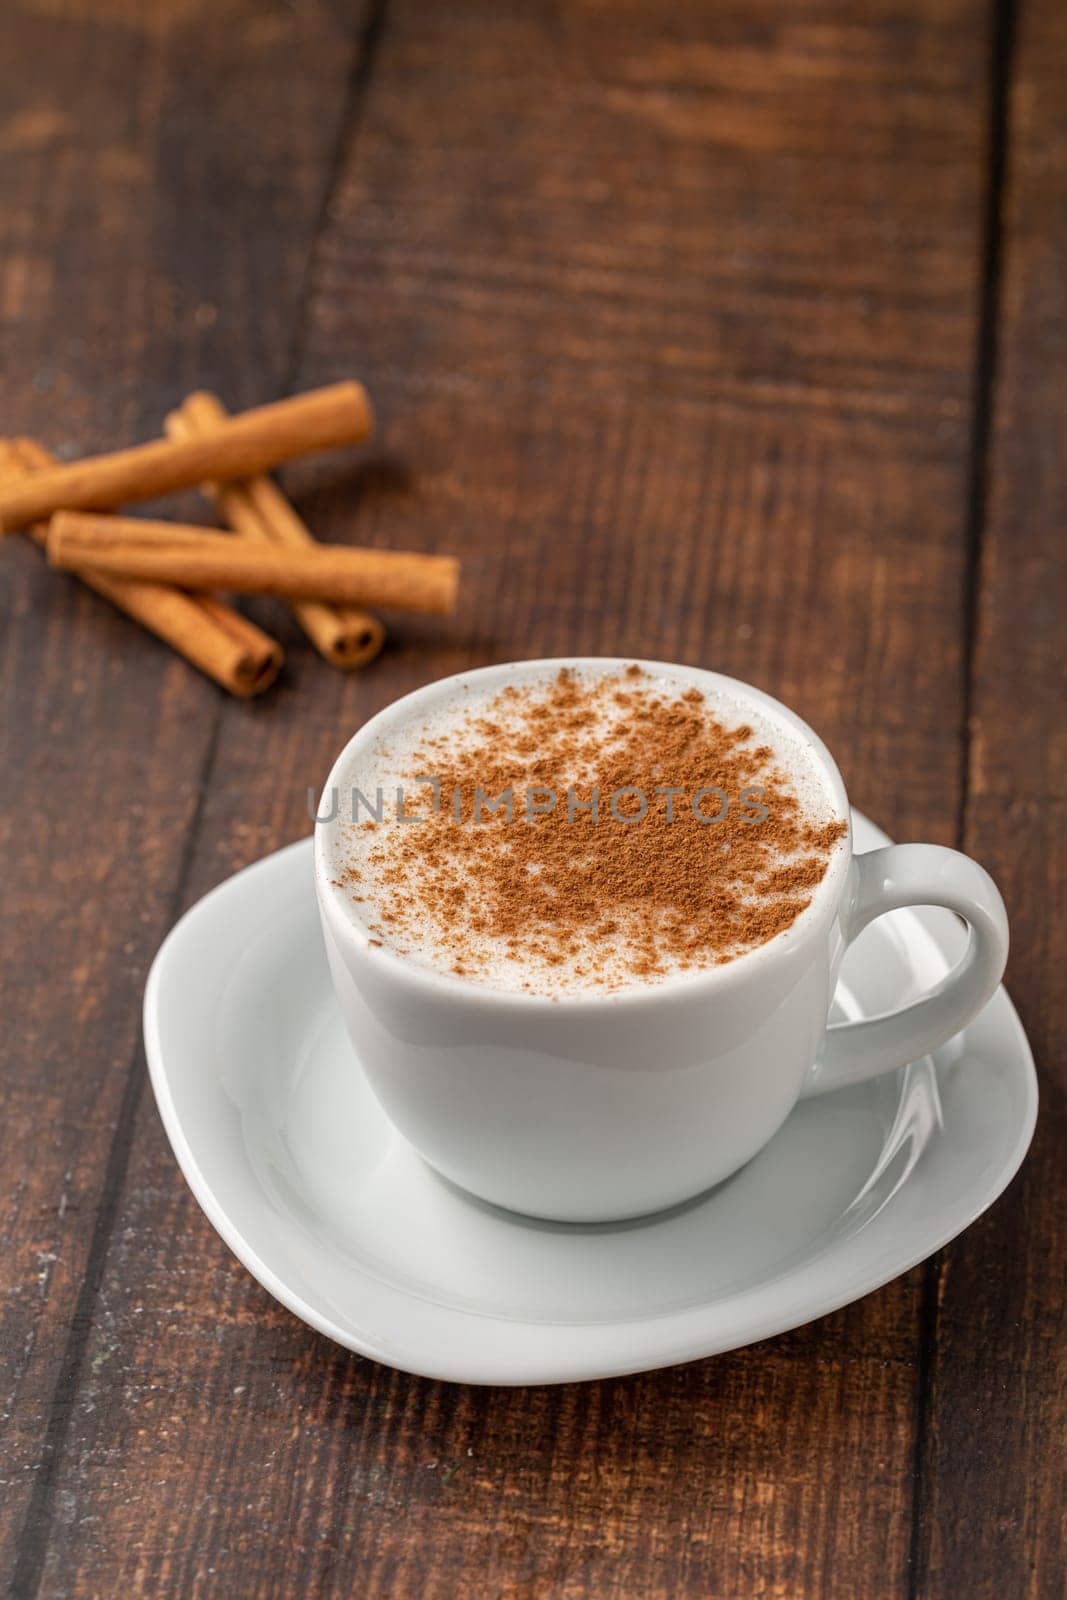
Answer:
[{"xmin": 335, "ymin": 667, "xmax": 847, "ymax": 993}]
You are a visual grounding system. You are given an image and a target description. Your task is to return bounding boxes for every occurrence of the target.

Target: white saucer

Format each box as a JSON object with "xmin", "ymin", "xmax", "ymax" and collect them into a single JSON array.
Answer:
[{"xmin": 144, "ymin": 813, "xmax": 1036, "ymax": 1386}]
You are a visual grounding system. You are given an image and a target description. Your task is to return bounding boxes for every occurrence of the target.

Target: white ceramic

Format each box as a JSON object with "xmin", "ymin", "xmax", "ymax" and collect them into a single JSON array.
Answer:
[
  {"xmin": 314, "ymin": 659, "xmax": 1010, "ymax": 1222},
  {"xmin": 143, "ymin": 817, "xmax": 1036, "ymax": 1386}
]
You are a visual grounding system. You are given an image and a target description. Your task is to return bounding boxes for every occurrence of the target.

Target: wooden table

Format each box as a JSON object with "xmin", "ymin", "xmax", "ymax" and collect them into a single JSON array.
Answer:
[{"xmin": 1, "ymin": 3, "xmax": 1063, "ymax": 1595}]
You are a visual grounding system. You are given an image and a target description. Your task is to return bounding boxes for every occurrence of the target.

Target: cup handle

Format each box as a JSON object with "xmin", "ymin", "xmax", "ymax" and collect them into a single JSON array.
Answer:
[{"xmin": 800, "ymin": 844, "xmax": 1009, "ymax": 1099}]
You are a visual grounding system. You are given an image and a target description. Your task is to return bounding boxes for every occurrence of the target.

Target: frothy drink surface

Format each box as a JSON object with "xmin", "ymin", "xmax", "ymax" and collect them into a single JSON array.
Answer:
[{"xmin": 324, "ymin": 665, "xmax": 847, "ymax": 995}]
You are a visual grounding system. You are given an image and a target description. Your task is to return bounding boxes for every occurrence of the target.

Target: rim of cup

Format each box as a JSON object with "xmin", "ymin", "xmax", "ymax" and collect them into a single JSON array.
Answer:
[{"xmin": 313, "ymin": 657, "xmax": 854, "ymax": 1011}]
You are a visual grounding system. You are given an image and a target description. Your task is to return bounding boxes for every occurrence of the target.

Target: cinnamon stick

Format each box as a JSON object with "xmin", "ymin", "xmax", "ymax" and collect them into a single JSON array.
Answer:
[
  {"xmin": 0, "ymin": 381, "xmax": 372, "ymax": 532},
  {"xmin": 166, "ymin": 392, "xmax": 384, "ymax": 670},
  {"xmin": 48, "ymin": 513, "xmax": 460, "ymax": 613},
  {"xmin": 1, "ymin": 440, "xmax": 282, "ymax": 698}
]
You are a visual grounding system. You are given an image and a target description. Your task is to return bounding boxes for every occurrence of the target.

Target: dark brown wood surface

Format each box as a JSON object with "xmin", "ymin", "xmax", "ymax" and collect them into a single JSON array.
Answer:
[{"xmin": 0, "ymin": 2, "xmax": 1061, "ymax": 1596}]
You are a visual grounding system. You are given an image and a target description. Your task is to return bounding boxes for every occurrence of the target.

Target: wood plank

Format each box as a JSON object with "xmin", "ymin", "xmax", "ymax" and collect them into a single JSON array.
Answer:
[
  {"xmin": 21, "ymin": 1, "xmax": 991, "ymax": 1594},
  {"xmin": 0, "ymin": 0, "xmax": 369, "ymax": 1587},
  {"xmin": 913, "ymin": 0, "xmax": 1067, "ymax": 1592}
]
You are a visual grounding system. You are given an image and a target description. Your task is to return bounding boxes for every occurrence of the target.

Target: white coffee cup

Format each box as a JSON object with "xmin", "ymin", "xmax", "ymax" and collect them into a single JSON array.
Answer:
[{"xmin": 314, "ymin": 659, "xmax": 1008, "ymax": 1222}]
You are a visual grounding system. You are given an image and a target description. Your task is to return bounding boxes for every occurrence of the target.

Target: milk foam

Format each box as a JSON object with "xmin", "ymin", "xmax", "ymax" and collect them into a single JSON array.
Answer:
[{"xmin": 322, "ymin": 664, "xmax": 846, "ymax": 995}]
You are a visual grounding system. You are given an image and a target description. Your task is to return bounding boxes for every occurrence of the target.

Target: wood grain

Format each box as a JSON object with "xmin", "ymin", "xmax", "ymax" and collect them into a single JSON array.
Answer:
[
  {"xmin": 0, "ymin": 0, "xmax": 372, "ymax": 1590},
  {"xmin": 912, "ymin": 0, "xmax": 1067, "ymax": 1592},
  {"xmin": 6, "ymin": 2, "xmax": 1003, "ymax": 1597}
]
